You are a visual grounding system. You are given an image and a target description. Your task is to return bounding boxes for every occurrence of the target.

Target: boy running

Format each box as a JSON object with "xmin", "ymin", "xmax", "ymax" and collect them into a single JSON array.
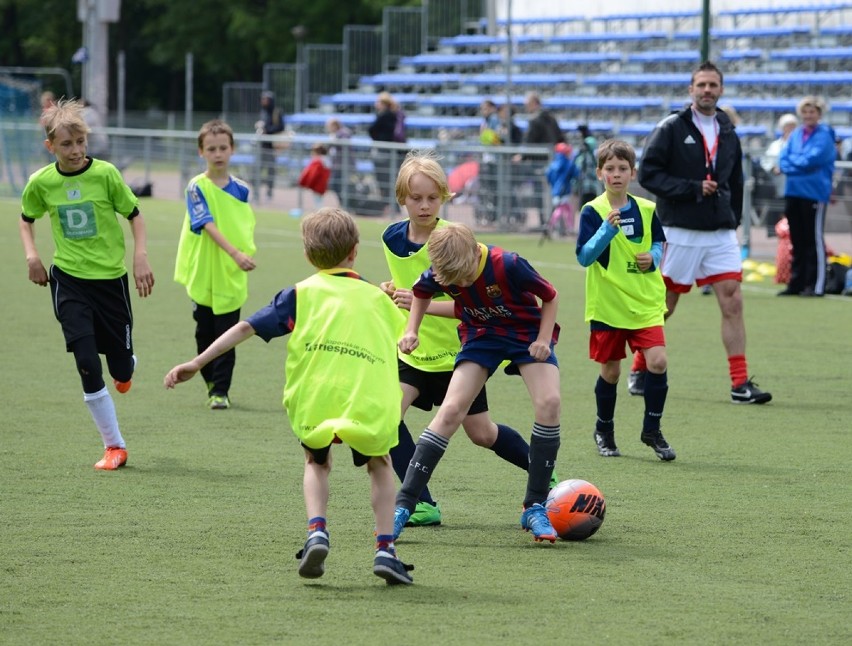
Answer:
[
  {"xmin": 19, "ymin": 98, "xmax": 154, "ymax": 470},
  {"xmin": 165, "ymin": 208, "xmax": 413, "ymax": 585}
]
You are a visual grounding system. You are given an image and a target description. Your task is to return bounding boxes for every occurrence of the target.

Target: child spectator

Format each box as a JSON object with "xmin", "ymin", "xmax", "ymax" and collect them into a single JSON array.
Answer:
[
  {"xmin": 298, "ymin": 143, "xmax": 331, "ymax": 209},
  {"xmin": 165, "ymin": 207, "xmax": 414, "ymax": 585},
  {"xmin": 393, "ymin": 222, "xmax": 562, "ymax": 544},
  {"xmin": 575, "ymin": 140, "xmax": 674, "ymax": 461},
  {"xmin": 174, "ymin": 119, "xmax": 257, "ymax": 410},
  {"xmin": 380, "ymin": 150, "xmax": 548, "ymax": 529},
  {"xmin": 545, "ymin": 142, "xmax": 579, "ymax": 236},
  {"xmin": 18, "ymin": 98, "xmax": 155, "ymax": 470}
]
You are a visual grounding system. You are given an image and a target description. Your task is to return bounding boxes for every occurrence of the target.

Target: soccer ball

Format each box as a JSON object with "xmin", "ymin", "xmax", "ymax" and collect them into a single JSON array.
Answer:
[{"xmin": 545, "ymin": 479, "xmax": 606, "ymax": 541}]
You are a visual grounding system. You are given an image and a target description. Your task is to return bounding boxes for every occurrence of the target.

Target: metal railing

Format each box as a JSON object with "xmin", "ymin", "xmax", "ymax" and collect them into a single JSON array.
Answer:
[{"xmin": 2, "ymin": 121, "xmax": 850, "ymax": 249}]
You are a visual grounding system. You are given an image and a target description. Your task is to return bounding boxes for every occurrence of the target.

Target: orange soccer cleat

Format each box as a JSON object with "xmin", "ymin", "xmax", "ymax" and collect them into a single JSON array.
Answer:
[
  {"xmin": 114, "ymin": 355, "xmax": 137, "ymax": 394},
  {"xmin": 94, "ymin": 447, "xmax": 128, "ymax": 470}
]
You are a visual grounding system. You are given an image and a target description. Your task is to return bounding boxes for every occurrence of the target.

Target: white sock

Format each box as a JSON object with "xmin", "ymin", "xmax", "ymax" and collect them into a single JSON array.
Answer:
[{"xmin": 83, "ymin": 387, "xmax": 125, "ymax": 449}]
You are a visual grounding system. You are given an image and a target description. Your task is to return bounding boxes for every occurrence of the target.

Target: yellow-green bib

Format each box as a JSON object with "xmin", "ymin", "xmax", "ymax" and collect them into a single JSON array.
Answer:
[
  {"xmin": 174, "ymin": 174, "xmax": 256, "ymax": 314},
  {"xmin": 382, "ymin": 220, "xmax": 458, "ymax": 372},
  {"xmin": 584, "ymin": 193, "xmax": 666, "ymax": 329},
  {"xmin": 283, "ymin": 272, "xmax": 403, "ymax": 455}
]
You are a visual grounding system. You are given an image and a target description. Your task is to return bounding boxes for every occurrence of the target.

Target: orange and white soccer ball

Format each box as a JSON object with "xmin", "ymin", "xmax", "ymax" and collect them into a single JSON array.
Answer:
[{"xmin": 545, "ymin": 479, "xmax": 606, "ymax": 541}]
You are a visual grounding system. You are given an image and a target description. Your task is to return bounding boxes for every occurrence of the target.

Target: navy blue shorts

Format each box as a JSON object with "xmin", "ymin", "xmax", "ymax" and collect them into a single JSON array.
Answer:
[
  {"xmin": 457, "ymin": 335, "xmax": 558, "ymax": 377},
  {"xmin": 398, "ymin": 359, "xmax": 489, "ymax": 414}
]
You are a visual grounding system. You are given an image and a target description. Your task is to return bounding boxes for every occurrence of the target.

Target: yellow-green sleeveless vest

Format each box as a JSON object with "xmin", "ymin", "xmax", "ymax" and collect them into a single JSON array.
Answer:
[
  {"xmin": 174, "ymin": 174, "xmax": 256, "ymax": 314},
  {"xmin": 382, "ymin": 220, "xmax": 458, "ymax": 372},
  {"xmin": 283, "ymin": 271, "xmax": 403, "ymax": 455},
  {"xmin": 584, "ymin": 193, "xmax": 666, "ymax": 329}
]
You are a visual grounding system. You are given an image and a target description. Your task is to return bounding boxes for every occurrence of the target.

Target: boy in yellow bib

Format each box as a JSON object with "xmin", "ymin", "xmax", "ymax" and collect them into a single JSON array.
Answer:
[
  {"xmin": 174, "ymin": 120, "xmax": 257, "ymax": 410},
  {"xmin": 575, "ymin": 140, "xmax": 675, "ymax": 461},
  {"xmin": 165, "ymin": 208, "xmax": 414, "ymax": 585}
]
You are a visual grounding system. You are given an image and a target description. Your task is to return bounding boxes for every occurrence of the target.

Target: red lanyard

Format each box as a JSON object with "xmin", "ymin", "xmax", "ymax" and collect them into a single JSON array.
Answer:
[{"xmin": 692, "ymin": 109, "xmax": 719, "ymax": 180}]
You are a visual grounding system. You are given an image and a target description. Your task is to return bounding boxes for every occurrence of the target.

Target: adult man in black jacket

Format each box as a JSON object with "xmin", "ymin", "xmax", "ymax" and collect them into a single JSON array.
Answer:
[{"xmin": 631, "ymin": 61, "xmax": 772, "ymax": 405}]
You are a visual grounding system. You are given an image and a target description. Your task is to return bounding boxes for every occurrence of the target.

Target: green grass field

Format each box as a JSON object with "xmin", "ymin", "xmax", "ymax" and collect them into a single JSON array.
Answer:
[{"xmin": 1, "ymin": 197, "xmax": 850, "ymax": 645}]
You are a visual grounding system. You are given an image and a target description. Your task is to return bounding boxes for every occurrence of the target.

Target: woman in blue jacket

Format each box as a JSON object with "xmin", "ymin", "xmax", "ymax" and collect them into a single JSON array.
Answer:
[{"xmin": 779, "ymin": 96, "xmax": 836, "ymax": 297}]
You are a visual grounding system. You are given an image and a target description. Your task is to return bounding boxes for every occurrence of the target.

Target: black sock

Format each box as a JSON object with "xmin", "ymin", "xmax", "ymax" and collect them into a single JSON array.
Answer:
[
  {"xmin": 643, "ymin": 370, "xmax": 668, "ymax": 433},
  {"xmin": 489, "ymin": 423, "xmax": 530, "ymax": 471},
  {"xmin": 390, "ymin": 422, "xmax": 435, "ymax": 505},
  {"xmin": 524, "ymin": 423, "xmax": 560, "ymax": 508},
  {"xmin": 595, "ymin": 376, "xmax": 617, "ymax": 433},
  {"xmin": 396, "ymin": 430, "xmax": 448, "ymax": 512}
]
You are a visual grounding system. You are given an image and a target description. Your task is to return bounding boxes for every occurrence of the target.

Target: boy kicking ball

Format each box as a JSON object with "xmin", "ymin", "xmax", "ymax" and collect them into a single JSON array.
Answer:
[{"xmin": 393, "ymin": 223, "xmax": 562, "ymax": 543}]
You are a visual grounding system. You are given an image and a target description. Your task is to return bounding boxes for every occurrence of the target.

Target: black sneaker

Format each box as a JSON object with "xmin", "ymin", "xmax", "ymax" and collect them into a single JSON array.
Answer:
[
  {"xmin": 627, "ymin": 370, "xmax": 646, "ymax": 396},
  {"xmin": 640, "ymin": 429, "xmax": 676, "ymax": 461},
  {"xmin": 593, "ymin": 429, "xmax": 621, "ymax": 457},
  {"xmin": 296, "ymin": 530, "xmax": 329, "ymax": 579},
  {"xmin": 373, "ymin": 551, "xmax": 414, "ymax": 585},
  {"xmin": 731, "ymin": 378, "xmax": 772, "ymax": 404}
]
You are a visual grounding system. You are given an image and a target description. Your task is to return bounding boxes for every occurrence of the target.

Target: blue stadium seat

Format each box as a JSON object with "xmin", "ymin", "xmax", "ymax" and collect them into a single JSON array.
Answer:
[
  {"xmin": 717, "ymin": 3, "xmax": 848, "ymax": 18},
  {"xmin": 513, "ymin": 52, "xmax": 623, "ymax": 65},
  {"xmin": 399, "ymin": 53, "xmax": 502, "ymax": 68},
  {"xmin": 627, "ymin": 51, "xmax": 699, "ymax": 63},
  {"xmin": 550, "ymin": 30, "xmax": 669, "ymax": 44},
  {"xmin": 770, "ymin": 46, "xmax": 852, "ymax": 60},
  {"xmin": 438, "ymin": 34, "xmax": 546, "ymax": 49},
  {"xmin": 359, "ymin": 73, "xmax": 464, "ymax": 87},
  {"xmin": 464, "ymin": 73, "xmax": 578, "ymax": 87},
  {"xmin": 318, "ymin": 93, "xmax": 421, "ymax": 109},
  {"xmin": 711, "ymin": 25, "xmax": 813, "ymax": 39},
  {"xmin": 720, "ymin": 48, "xmax": 765, "ymax": 61}
]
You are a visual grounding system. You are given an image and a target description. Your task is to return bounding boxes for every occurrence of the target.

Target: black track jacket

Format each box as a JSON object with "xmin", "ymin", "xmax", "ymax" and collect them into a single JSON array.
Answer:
[{"xmin": 638, "ymin": 106, "xmax": 744, "ymax": 231}]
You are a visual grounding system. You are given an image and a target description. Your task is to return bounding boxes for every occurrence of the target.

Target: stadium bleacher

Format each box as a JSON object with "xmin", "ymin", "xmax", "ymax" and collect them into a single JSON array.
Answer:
[{"xmin": 306, "ymin": 2, "xmax": 851, "ymax": 150}]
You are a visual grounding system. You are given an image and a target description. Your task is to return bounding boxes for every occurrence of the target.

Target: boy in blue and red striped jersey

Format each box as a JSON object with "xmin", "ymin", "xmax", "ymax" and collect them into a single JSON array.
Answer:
[{"xmin": 393, "ymin": 223, "xmax": 562, "ymax": 543}]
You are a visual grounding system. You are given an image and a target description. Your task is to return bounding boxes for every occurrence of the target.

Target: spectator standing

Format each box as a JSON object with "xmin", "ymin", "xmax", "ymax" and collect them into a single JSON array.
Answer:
[
  {"xmin": 778, "ymin": 96, "xmax": 836, "ymax": 297},
  {"xmin": 632, "ymin": 61, "xmax": 772, "ymax": 405},
  {"xmin": 81, "ymin": 99, "xmax": 109, "ymax": 160},
  {"xmin": 759, "ymin": 113, "xmax": 799, "ymax": 233},
  {"xmin": 516, "ymin": 93, "xmax": 564, "ymax": 226},
  {"xmin": 368, "ymin": 92, "xmax": 400, "ymax": 203},
  {"xmin": 574, "ymin": 125, "xmax": 601, "ymax": 208},
  {"xmin": 298, "ymin": 143, "xmax": 331, "ymax": 210},
  {"xmin": 325, "ymin": 117, "xmax": 353, "ymax": 209},
  {"xmin": 255, "ymin": 91, "xmax": 285, "ymax": 199}
]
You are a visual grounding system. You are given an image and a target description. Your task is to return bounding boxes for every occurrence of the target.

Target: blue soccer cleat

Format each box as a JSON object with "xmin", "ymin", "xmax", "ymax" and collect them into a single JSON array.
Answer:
[
  {"xmin": 393, "ymin": 507, "xmax": 411, "ymax": 540},
  {"xmin": 520, "ymin": 503, "xmax": 557, "ymax": 543}
]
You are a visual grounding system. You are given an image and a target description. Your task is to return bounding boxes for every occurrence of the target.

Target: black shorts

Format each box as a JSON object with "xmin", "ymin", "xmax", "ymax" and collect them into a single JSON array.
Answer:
[
  {"xmin": 398, "ymin": 359, "xmax": 489, "ymax": 415},
  {"xmin": 302, "ymin": 442, "xmax": 371, "ymax": 467},
  {"xmin": 49, "ymin": 265, "xmax": 134, "ymax": 356}
]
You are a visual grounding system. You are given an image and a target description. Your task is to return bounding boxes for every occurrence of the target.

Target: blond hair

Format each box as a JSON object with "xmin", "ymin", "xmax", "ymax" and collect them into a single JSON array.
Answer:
[
  {"xmin": 301, "ymin": 207, "xmax": 360, "ymax": 269},
  {"xmin": 197, "ymin": 119, "xmax": 234, "ymax": 149},
  {"xmin": 427, "ymin": 223, "xmax": 480, "ymax": 286},
  {"xmin": 395, "ymin": 149, "xmax": 454, "ymax": 205},
  {"xmin": 596, "ymin": 139, "xmax": 636, "ymax": 170},
  {"xmin": 41, "ymin": 98, "xmax": 88, "ymax": 141},
  {"xmin": 797, "ymin": 95, "xmax": 828, "ymax": 116}
]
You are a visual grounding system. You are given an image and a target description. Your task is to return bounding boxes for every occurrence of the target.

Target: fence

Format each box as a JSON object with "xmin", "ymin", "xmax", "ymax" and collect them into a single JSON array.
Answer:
[{"xmin": 3, "ymin": 121, "xmax": 850, "ymax": 257}]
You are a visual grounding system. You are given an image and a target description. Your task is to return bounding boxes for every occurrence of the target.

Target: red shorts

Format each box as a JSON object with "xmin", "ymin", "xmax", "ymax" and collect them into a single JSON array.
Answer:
[{"xmin": 589, "ymin": 326, "xmax": 665, "ymax": 363}]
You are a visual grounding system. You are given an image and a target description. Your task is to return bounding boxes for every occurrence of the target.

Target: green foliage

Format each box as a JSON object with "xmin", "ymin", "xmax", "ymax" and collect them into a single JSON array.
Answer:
[
  {"xmin": 1, "ymin": 197, "xmax": 850, "ymax": 644},
  {"xmin": 3, "ymin": 0, "xmax": 406, "ymax": 111}
]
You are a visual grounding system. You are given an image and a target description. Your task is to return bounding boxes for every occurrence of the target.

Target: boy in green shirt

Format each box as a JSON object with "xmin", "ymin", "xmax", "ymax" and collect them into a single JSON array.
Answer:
[
  {"xmin": 18, "ymin": 98, "xmax": 155, "ymax": 471},
  {"xmin": 165, "ymin": 208, "xmax": 414, "ymax": 585}
]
